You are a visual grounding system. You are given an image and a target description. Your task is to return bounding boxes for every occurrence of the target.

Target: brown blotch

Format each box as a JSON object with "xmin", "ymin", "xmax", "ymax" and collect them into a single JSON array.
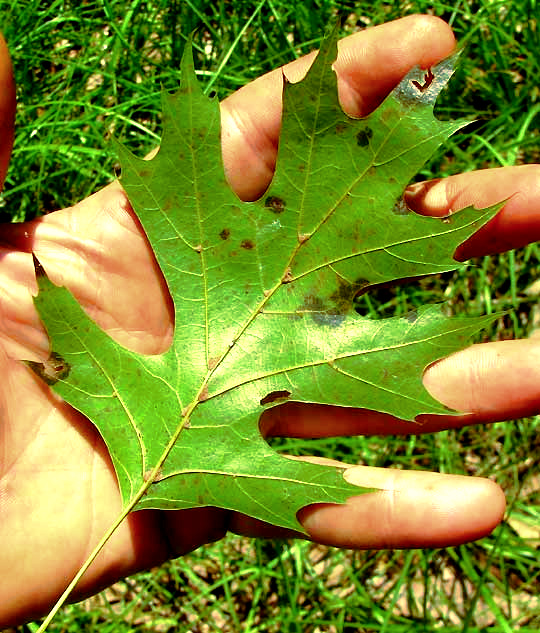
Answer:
[
  {"xmin": 240, "ymin": 239, "xmax": 255, "ymax": 250},
  {"xmin": 208, "ymin": 356, "xmax": 220, "ymax": 370},
  {"xmin": 265, "ymin": 195, "xmax": 286, "ymax": 214},
  {"xmin": 198, "ymin": 385, "xmax": 209, "ymax": 402},
  {"xmin": 329, "ymin": 276, "xmax": 369, "ymax": 313},
  {"xmin": 354, "ymin": 277, "xmax": 370, "ymax": 293},
  {"xmin": 219, "ymin": 228, "xmax": 231, "ymax": 240},
  {"xmin": 392, "ymin": 198, "xmax": 412, "ymax": 216},
  {"xmin": 144, "ymin": 467, "xmax": 164, "ymax": 483},
  {"xmin": 282, "ymin": 268, "xmax": 293, "ymax": 283},
  {"xmin": 296, "ymin": 277, "xmax": 368, "ymax": 328},
  {"xmin": 356, "ymin": 127, "xmax": 373, "ymax": 147},
  {"xmin": 260, "ymin": 390, "xmax": 291, "ymax": 406}
]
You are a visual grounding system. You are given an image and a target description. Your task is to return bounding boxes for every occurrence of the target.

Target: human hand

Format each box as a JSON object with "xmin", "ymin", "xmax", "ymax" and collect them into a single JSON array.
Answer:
[{"xmin": 1, "ymin": 15, "xmax": 540, "ymax": 627}]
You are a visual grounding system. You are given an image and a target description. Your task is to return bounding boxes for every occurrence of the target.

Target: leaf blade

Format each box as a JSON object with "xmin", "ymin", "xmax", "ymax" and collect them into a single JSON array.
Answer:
[{"xmin": 30, "ymin": 29, "xmax": 502, "ymax": 531}]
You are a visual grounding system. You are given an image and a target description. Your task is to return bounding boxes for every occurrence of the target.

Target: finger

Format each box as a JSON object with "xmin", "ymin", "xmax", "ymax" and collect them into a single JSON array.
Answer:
[
  {"xmin": 0, "ymin": 32, "xmax": 16, "ymax": 190},
  {"xmin": 422, "ymin": 338, "xmax": 540, "ymax": 417},
  {"xmin": 221, "ymin": 15, "xmax": 456, "ymax": 200},
  {"xmin": 404, "ymin": 165, "xmax": 540, "ymax": 259},
  {"xmin": 262, "ymin": 335, "xmax": 540, "ymax": 438},
  {"xmin": 230, "ymin": 463, "xmax": 505, "ymax": 548}
]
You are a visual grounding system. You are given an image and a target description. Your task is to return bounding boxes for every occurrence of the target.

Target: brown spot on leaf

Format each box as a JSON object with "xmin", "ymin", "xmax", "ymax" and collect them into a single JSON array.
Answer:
[
  {"xmin": 208, "ymin": 356, "xmax": 220, "ymax": 370},
  {"xmin": 241, "ymin": 239, "xmax": 255, "ymax": 250},
  {"xmin": 298, "ymin": 233, "xmax": 310, "ymax": 244},
  {"xmin": 282, "ymin": 268, "xmax": 293, "ymax": 283},
  {"xmin": 392, "ymin": 198, "xmax": 412, "ymax": 215},
  {"xmin": 198, "ymin": 385, "xmax": 209, "ymax": 402},
  {"xmin": 265, "ymin": 195, "xmax": 286, "ymax": 214},
  {"xmin": 353, "ymin": 278, "xmax": 370, "ymax": 295},
  {"xmin": 144, "ymin": 467, "xmax": 164, "ymax": 483},
  {"xmin": 219, "ymin": 228, "xmax": 230, "ymax": 240},
  {"xmin": 356, "ymin": 127, "xmax": 373, "ymax": 147},
  {"xmin": 260, "ymin": 390, "xmax": 291, "ymax": 406},
  {"xmin": 330, "ymin": 276, "xmax": 369, "ymax": 312},
  {"xmin": 194, "ymin": 244, "xmax": 202, "ymax": 253}
]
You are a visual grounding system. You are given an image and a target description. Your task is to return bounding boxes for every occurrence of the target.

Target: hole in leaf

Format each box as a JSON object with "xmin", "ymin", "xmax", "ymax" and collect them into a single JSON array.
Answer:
[
  {"xmin": 260, "ymin": 390, "xmax": 291, "ymax": 406},
  {"xmin": 25, "ymin": 351, "xmax": 71, "ymax": 385}
]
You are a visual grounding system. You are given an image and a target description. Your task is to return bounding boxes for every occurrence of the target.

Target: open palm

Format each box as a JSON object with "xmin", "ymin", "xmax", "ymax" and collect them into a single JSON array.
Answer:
[{"xmin": 1, "ymin": 15, "xmax": 540, "ymax": 628}]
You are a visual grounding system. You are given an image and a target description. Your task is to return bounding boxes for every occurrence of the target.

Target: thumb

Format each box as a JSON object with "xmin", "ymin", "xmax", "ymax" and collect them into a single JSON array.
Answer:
[{"xmin": 0, "ymin": 32, "xmax": 16, "ymax": 191}]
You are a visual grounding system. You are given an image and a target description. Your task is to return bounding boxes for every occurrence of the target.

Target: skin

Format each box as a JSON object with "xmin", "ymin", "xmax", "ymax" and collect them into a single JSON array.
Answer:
[{"xmin": 1, "ymin": 14, "xmax": 539, "ymax": 627}]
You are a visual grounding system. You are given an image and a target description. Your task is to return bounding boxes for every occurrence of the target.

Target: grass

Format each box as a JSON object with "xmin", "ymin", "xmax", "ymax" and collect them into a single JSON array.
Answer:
[{"xmin": 0, "ymin": 0, "xmax": 539, "ymax": 631}]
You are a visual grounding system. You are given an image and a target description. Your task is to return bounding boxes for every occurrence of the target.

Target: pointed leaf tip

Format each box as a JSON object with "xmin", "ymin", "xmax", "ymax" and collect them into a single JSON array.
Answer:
[{"xmin": 32, "ymin": 253, "xmax": 46, "ymax": 279}]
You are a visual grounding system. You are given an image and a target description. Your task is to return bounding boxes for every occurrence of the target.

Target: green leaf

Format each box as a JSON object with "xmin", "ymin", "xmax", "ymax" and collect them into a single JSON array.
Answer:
[{"xmin": 30, "ymin": 28, "xmax": 501, "ymax": 532}]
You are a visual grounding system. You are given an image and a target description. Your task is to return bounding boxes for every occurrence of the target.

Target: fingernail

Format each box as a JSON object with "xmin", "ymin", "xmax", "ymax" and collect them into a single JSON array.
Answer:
[{"xmin": 404, "ymin": 179, "xmax": 449, "ymax": 216}]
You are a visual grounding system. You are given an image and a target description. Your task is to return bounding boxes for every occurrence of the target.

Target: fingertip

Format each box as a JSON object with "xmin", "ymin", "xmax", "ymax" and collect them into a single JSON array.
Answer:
[
  {"xmin": 298, "ymin": 468, "xmax": 505, "ymax": 549},
  {"xmin": 405, "ymin": 13, "xmax": 457, "ymax": 58},
  {"xmin": 423, "ymin": 339, "xmax": 540, "ymax": 421},
  {"xmin": 425, "ymin": 474, "xmax": 506, "ymax": 544}
]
